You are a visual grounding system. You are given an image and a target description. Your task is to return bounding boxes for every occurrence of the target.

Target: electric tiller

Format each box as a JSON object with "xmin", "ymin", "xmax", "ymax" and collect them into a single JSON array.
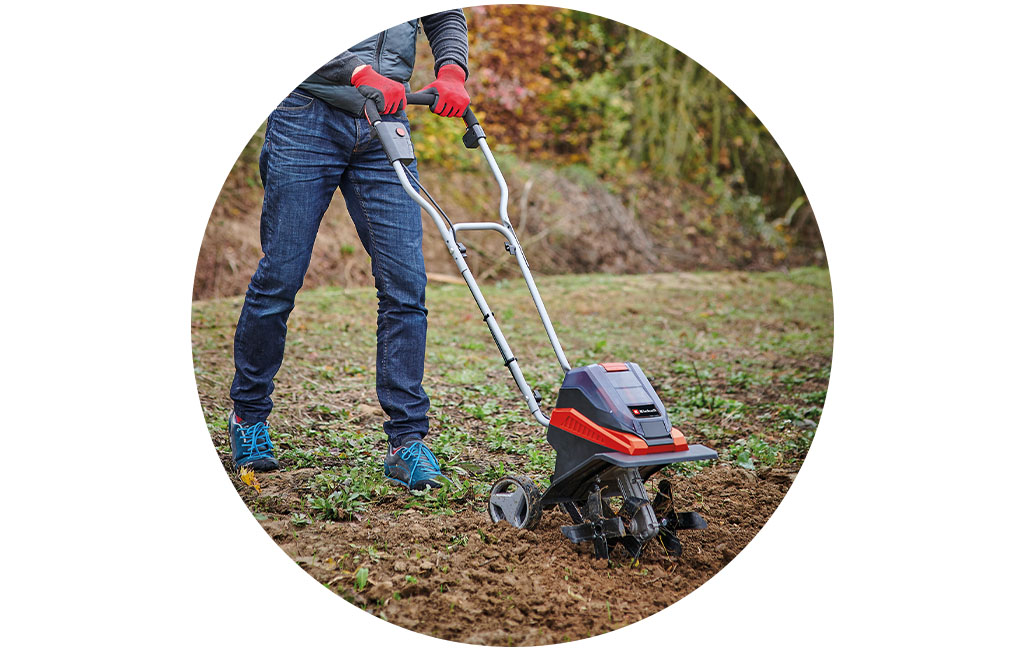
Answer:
[{"xmin": 366, "ymin": 94, "xmax": 717, "ymax": 560}]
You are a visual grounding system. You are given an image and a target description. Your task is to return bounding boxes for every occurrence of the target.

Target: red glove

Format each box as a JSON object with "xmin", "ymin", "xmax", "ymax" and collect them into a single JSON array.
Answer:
[
  {"xmin": 351, "ymin": 65, "xmax": 406, "ymax": 115},
  {"xmin": 416, "ymin": 64, "xmax": 470, "ymax": 117}
]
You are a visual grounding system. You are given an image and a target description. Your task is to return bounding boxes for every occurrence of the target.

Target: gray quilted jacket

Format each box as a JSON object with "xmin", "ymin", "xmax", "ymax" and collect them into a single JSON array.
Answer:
[{"xmin": 298, "ymin": 10, "xmax": 469, "ymax": 115}]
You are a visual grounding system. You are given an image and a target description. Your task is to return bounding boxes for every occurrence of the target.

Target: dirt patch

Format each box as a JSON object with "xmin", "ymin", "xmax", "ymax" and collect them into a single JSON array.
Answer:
[
  {"xmin": 249, "ymin": 463, "xmax": 790, "ymax": 645},
  {"xmin": 194, "ymin": 271, "xmax": 831, "ymax": 644}
]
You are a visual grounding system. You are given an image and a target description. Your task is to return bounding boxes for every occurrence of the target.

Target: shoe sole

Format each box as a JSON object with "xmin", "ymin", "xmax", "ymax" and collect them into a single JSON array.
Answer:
[
  {"xmin": 384, "ymin": 475, "xmax": 443, "ymax": 491},
  {"xmin": 241, "ymin": 458, "xmax": 279, "ymax": 472}
]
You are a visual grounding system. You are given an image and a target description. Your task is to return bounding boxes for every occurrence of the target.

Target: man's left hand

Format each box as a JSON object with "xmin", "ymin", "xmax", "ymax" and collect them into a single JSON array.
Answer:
[{"xmin": 416, "ymin": 64, "xmax": 471, "ymax": 117}]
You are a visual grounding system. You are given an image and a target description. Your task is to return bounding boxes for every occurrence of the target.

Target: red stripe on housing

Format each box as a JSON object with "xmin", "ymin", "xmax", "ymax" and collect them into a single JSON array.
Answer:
[{"xmin": 549, "ymin": 408, "xmax": 690, "ymax": 456}]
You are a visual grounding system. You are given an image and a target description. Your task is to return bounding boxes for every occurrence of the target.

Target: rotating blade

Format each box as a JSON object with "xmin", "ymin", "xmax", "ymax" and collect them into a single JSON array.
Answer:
[
  {"xmin": 602, "ymin": 516, "xmax": 627, "ymax": 538},
  {"xmin": 652, "ymin": 480, "xmax": 673, "ymax": 517},
  {"xmin": 560, "ymin": 501, "xmax": 585, "ymax": 525},
  {"xmin": 602, "ymin": 498, "xmax": 616, "ymax": 518},
  {"xmin": 620, "ymin": 496, "xmax": 648, "ymax": 520},
  {"xmin": 586, "ymin": 485, "xmax": 604, "ymax": 520},
  {"xmin": 561, "ymin": 523, "xmax": 596, "ymax": 543},
  {"xmin": 652, "ymin": 479, "xmax": 686, "ymax": 529},
  {"xmin": 592, "ymin": 535, "xmax": 610, "ymax": 560},
  {"xmin": 618, "ymin": 535, "xmax": 645, "ymax": 560},
  {"xmin": 658, "ymin": 528, "xmax": 683, "ymax": 556},
  {"xmin": 674, "ymin": 511, "xmax": 708, "ymax": 530}
]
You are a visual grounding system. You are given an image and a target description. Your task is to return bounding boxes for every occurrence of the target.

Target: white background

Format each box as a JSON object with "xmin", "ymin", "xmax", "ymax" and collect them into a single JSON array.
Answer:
[{"xmin": 3, "ymin": 1, "xmax": 1022, "ymax": 647}]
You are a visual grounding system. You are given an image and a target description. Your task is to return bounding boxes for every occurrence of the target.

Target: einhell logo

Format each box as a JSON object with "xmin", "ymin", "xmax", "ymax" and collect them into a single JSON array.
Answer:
[{"xmin": 630, "ymin": 404, "xmax": 660, "ymax": 418}]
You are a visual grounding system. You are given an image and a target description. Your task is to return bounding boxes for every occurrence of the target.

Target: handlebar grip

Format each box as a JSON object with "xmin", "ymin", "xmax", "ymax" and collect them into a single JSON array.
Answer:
[
  {"xmin": 462, "ymin": 106, "xmax": 479, "ymax": 129},
  {"xmin": 365, "ymin": 94, "xmax": 479, "ymax": 128},
  {"xmin": 363, "ymin": 93, "xmax": 484, "ymax": 149},
  {"xmin": 406, "ymin": 91, "xmax": 439, "ymax": 109},
  {"xmin": 363, "ymin": 100, "xmax": 381, "ymax": 124},
  {"xmin": 403, "ymin": 90, "xmax": 478, "ymax": 128},
  {"xmin": 363, "ymin": 91, "xmax": 438, "ymax": 120}
]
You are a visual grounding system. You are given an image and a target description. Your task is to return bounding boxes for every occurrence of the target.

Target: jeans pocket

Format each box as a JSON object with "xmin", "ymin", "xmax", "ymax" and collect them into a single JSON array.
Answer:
[{"xmin": 275, "ymin": 91, "xmax": 315, "ymax": 112}]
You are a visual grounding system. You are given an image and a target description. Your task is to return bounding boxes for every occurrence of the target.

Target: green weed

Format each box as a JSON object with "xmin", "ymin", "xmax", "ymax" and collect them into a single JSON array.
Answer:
[
  {"xmin": 355, "ymin": 567, "xmax": 369, "ymax": 590},
  {"xmin": 196, "ymin": 269, "xmax": 831, "ymax": 529}
]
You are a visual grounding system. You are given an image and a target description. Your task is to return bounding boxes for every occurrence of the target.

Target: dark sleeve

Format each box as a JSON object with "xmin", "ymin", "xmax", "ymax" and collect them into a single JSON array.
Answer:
[
  {"xmin": 421, "ymin": 10, "xmax": 469, "ymax": 78},
  {"xmin": 312, "ymin": 50, "xmax": 367, "ymax": 85}
]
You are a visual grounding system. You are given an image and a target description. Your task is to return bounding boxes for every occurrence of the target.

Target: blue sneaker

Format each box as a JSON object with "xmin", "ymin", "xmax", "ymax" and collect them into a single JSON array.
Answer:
[
  {"xmin": 228, "ymin": 411, "xmax": 279, "ymax": 471},
  {"xmin": 383, "ymin": 439, "xmax": 447, "ymax": 490}
]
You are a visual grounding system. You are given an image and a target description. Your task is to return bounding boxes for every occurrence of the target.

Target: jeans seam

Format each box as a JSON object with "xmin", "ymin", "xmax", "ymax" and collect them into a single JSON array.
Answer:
[
  {"xmin": 276, "ymin": 93, "xmax": 315, "ymax": 112},
  {"xmin": 264, "ymin": 113, "xmax": 275, "ymax": 150},
  {"xmin": 352, "ymin": 117, "xmax": 364, "ymax": 152},
  {"xmin": 350, "ymin": 176, "xmax": 394, "ymax": 422}
]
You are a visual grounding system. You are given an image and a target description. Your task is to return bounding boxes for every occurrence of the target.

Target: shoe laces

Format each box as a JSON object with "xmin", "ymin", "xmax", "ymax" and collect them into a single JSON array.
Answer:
[
  {"xmin": 238, "ymin": 421, "xmax": 273, "ymax": 457},
  {"xmin": 398, "ymin": 441, "xmax": 440, "ymax": 478}
]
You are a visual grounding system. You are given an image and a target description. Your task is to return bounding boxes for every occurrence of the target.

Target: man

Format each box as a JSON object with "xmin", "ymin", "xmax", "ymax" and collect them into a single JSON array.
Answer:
[{"xmin": 227, "ymin": 11, "xmax": 471, "ymax": 491}]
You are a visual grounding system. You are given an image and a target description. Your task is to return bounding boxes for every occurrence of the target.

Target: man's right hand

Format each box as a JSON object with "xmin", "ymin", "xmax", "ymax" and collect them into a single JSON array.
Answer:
[{"xmin": 351, "ymin": 65, "xmax": 406, "ymax": 115}]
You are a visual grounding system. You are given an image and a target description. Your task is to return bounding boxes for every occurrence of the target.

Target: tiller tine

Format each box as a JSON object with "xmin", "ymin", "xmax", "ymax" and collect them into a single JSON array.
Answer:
[
  {"xmin": 653, "ymin": 479, "xmax": 708, "ymax": 532},
  {"xmin": 561, "ymin": 522, "xmax": 596, "ymax": 544},
  {"xmin": 657, "ymin": 528, "xmax": 683, "ymax": 557},
  {"xmin": 619, "ymin": 496, "xmax": 647, "ymax": 520},
  {"xmin": 592, "ymin": 535, "xmax": 610, "ymax": 560},
  {"xmin": 609, "ymin": 495, "xmax": 651, "ymax": 560},
  {"xmin": 560, "ymin": 517, "xmax": 625, "ymax": 559},
  {"xmin": 560, "ymin": 478, "xmax": 710, "ymax": 561},
  {"xmin": 652, "ymin": 479, "xmax": 674, "ymax": 516},
  {"xmin": 560, "ymin": 501, "xmax": 585, "ymax": 524},
  {"xmin": 608, "ymin": 534, "xmax": 645, "ymax": 561},
  {"xmin": 586, "ymin": 485, "xmax": 604, "ymax": 519},
  {"xmin": 559, "ymin": 484, "xmax": 630, "ymax": 559},
  {"xmin": 674, "ymin": 511, "xmax": 708, "ymax": 530}
]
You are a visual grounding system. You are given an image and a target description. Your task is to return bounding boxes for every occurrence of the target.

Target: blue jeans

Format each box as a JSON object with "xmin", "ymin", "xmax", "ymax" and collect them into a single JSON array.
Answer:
[{"xmin": 231, "ymin": 90, "xmax": 429, "ymax": 446}]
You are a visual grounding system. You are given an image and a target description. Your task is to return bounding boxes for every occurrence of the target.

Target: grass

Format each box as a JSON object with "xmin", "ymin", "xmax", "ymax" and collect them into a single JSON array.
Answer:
[{"xmin": 192, "ymin": 269, "xmax": 832, "ymax": 522}]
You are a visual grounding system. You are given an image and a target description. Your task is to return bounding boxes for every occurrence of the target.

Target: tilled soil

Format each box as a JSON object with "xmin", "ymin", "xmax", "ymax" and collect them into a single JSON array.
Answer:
[
  {"xmin": 247, "ymin": 463, "xmax": 794, "ymax": 645},
  {"xmin": 197, "ymin": 270, "xmax": 831, "ymax": 644}
]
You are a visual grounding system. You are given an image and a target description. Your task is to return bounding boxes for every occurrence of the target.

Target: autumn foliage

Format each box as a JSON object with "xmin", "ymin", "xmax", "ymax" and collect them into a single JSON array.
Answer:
[
  {"xmin": 411, "ymin": 5, "xmax": 807, "ymax": 225},
  {"xmin": 196, "ymin": 6, "xmax": 824, "ymax": 300},
  {"xmin": 464, "ymin": 5, "xmax": 559, "ymax": 155}
]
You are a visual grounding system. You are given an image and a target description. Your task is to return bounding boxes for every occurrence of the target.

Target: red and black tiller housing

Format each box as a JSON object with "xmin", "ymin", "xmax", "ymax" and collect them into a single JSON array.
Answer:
[{"xmin": 366, "ymin": 93, "xmax": 717, "ymax": 560}]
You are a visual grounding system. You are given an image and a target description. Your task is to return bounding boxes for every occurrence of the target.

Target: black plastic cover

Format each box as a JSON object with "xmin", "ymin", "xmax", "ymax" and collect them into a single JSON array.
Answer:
[
  {"xmin": 462, "ymin": 123, "xmax": 485, "ymax": 149},
  {"xmin": 553, "ymin": 362, "xmax": 673, "ymax": 446},
  {"xmin": 375, "ymin": 121, "xmax": 415, "ymax": 165}
]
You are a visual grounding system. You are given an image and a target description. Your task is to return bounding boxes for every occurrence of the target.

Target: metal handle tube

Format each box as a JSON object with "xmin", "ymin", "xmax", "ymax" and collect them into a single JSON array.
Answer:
[
  {"xmin": 477, "ymin": 138, "xmax": 513, "ymax": 230},
  {"xmin": 474, "ymin": 139, "xmax": 572, "ymax": 373},
  {"xmin": 368, "ymin": 95, "xmax": 569, "ymax": 374},
  {"xmin": 452, "ymin": 221, "xmax": 570, "ymax": 371},
  {"xmin": 391, "ymin": 161, "xmax": 550, "ymax": 427},
  {"xmin": 452, "ymin": 222, "xmax": 515, "ymax": 235}
]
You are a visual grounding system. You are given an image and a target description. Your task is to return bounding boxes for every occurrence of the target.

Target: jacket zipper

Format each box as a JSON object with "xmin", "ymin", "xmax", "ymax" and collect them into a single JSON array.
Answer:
[{"xmin": 374, "ymin": 31, "xmax": 385, "ymax": 71}]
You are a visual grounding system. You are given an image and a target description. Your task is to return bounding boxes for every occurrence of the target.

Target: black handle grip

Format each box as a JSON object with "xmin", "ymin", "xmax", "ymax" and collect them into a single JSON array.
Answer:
[
  {"xmin": 363, "ymin": 91, "xmax": 439, "ymax": 120},
  {"xmin": 363, "ymin": 92, "xmax": 484, "ymax": 150},
  {"xmin": 364, "ymin": 90, "xmax": 479, "ymax": 129},
  {"xmin": 406, "ymin": 91, "xmax": 439, "ymax": 108},
  {"xmin": 363, "ymin": 100, "xmax": 382, "ymax": 124},
  {"xmin": 405, "ymin": 90, "xmax": 476, "ymax": 126},
  {"xmin": 363, "ymin": 93, "xmax": 432, "ymax": 122}
]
